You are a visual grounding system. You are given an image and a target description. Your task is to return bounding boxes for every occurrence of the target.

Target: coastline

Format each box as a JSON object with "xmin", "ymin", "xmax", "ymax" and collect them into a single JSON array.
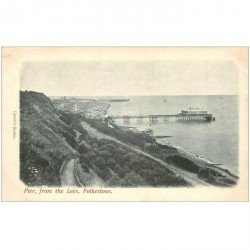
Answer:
[
  {"xmin": 88, "ymin": 99, "xmax": 238, "ymax": 180},
  {"xmin": 103, "ymin": 100, "xmax": 238, "ymax": 177},
  {"xmin": 156, "ymin": 138, "xmax": 238, "ymax": 178}
]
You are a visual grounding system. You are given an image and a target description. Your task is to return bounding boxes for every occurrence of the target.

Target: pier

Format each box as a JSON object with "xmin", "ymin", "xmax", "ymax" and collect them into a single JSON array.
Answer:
[{"xmin": 110, "ymin": 112, "xmax": 214, "ymax": 124}]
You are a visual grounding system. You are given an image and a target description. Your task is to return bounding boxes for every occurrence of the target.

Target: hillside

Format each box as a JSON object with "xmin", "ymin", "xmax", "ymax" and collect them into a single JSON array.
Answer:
[
  {"xmin": 20, "ymin": 91, "xmax": 237, "ymax": 187},
  {"xmin": 20, "ymin": 91, "xmax": 189, "ymax": 187},
  {"xmin": 20, "ymin": 91, "xmax": 79, "ymax": 186}
]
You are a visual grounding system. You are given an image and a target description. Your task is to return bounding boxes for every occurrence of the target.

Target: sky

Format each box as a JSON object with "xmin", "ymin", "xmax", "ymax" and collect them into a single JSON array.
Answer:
[{"xmin": 20, "ymin": 60, "xmax": 239, "ymax": 96}]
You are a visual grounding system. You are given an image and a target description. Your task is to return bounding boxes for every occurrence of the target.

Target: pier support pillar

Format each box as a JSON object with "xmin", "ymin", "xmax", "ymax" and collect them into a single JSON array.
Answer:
[
  {"xmin": 149, "ymin": 115, "xmax": 158, "ymax": 124},
  {"xmin": 137, "ymin": 117, "xmax": 143, "ymax": 123},
  {"xmin": 123, "ymin": 116, "xmax": 130, "ymax": 124},
  {"xmin": 152, "ymin": 116, "xmax": 158, "ymax": 123},
  {"xmin": 163, "ymin": 116, "xmax": 168, "ymax": 122}
]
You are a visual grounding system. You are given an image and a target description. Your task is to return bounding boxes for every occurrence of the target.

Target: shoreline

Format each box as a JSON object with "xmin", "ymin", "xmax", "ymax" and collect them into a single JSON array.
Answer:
[
  {"xmin": 97, "ymin": 100, "xmax": 238, "ymax": 178},
  {"xmin": 156, "ymin": 138, "xmax": 238, "ymax": 178}
]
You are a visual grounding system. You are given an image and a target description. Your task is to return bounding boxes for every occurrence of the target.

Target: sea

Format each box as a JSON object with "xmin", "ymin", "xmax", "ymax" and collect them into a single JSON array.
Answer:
[{"xmin": 106, "ymin": 95, "xmax": 239, "ymax": 175}]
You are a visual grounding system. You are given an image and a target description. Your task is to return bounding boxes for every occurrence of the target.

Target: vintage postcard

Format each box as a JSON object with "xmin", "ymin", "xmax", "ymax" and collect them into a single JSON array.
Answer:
[{"xmin": 1, "ymin": 47, "xmax": 248, "ymax": 201}]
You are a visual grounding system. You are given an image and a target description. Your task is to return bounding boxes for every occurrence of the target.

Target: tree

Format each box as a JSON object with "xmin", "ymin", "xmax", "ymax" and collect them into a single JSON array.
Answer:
[{"xmin": 78, "ymin": 141, "xmax": 91, "ymax": 154}]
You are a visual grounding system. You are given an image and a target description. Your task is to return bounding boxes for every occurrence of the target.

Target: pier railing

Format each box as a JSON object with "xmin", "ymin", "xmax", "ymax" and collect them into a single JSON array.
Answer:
[{"xmin": 109, "ymin": 113, "xmax": 213, "ymax": 123}]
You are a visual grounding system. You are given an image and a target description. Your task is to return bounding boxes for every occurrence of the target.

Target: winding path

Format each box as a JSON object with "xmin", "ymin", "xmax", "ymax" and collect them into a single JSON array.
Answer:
[
  {"xmin": 80, "ymin": 121, "xmax": 210, "ymax": 186},
  {"xmin": 59, "ymin": 121, "xmax": 214, "ymax": 186},
  {"xmin": 60, "ymin": 159, "xmax": 78, "ymax": 186}
]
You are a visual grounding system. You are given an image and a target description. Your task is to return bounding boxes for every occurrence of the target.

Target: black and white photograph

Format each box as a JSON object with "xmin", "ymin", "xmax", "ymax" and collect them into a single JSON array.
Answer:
[{"xmin": 19, "ymin": 54, "xmax": 241, "ymax": 188}]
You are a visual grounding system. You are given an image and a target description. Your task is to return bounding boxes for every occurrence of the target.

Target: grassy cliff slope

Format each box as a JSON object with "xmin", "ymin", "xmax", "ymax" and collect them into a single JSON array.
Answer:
[{"xmin": 20, "ymin": 91, "xmax": 79, "ymax": 186}]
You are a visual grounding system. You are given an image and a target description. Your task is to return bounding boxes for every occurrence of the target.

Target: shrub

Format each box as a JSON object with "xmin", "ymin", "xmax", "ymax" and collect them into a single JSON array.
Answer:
[
  {"xmin": 165, "ymin": 155, "xmax": 200, "ymax": 174},
  {"xmin": 78, "ymin": 141, "xmax": 91, "ymax": 154}
]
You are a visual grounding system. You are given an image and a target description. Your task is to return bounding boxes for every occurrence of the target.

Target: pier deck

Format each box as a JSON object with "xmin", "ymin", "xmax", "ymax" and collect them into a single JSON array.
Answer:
[{"xmin": 110, "ymin": 113, "xmax": 213, "ymax": 123}]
